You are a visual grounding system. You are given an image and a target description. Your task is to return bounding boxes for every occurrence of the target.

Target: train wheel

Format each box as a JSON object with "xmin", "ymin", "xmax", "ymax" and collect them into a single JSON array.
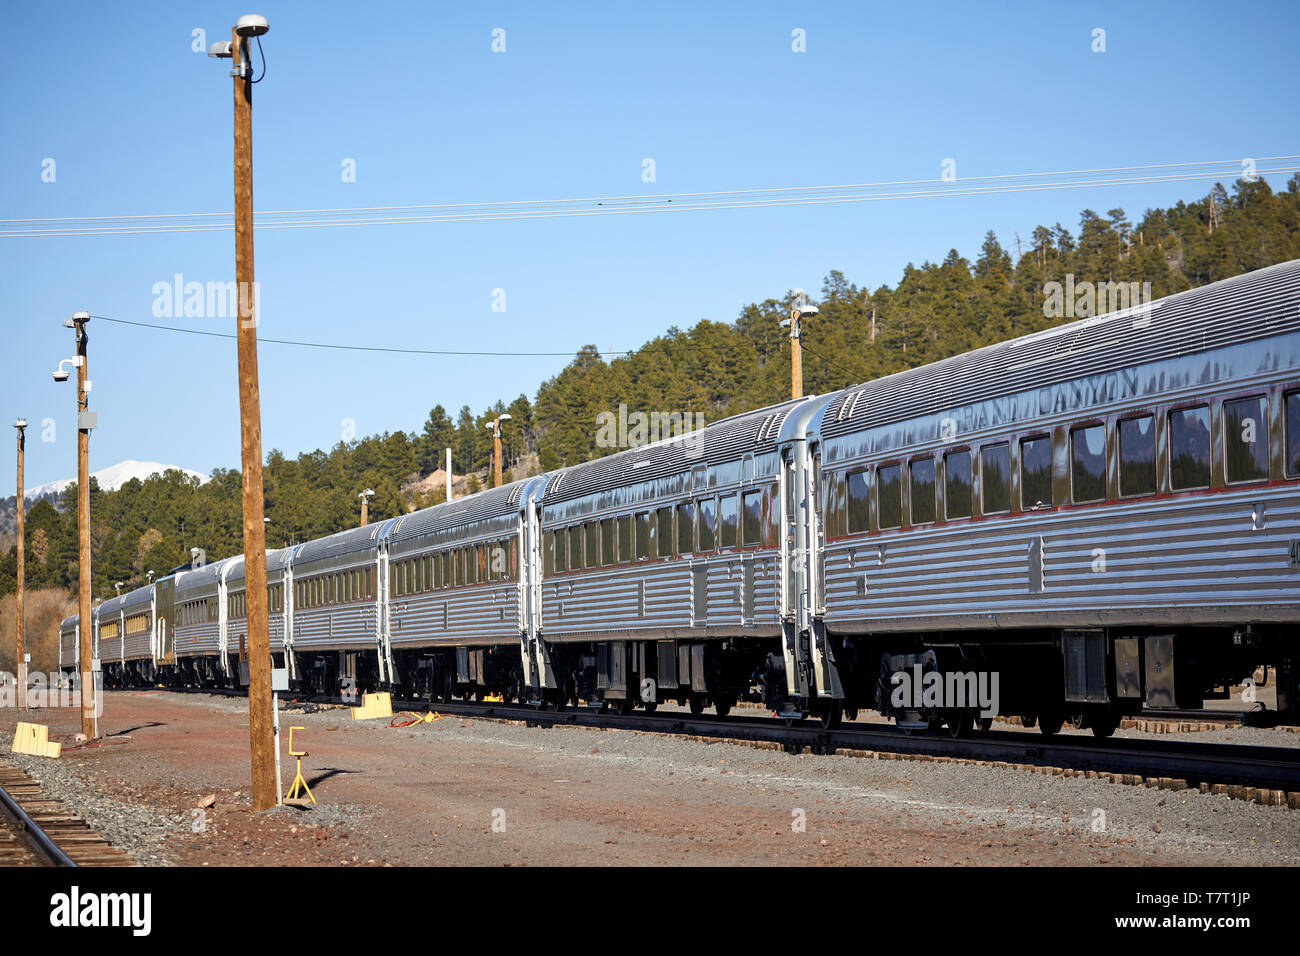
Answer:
[
  {"xmin": 688, "ymin": 695, "xmax": 706, "ymax": 716},
  {"xmin": 643, "ymin": 700, "xmax": 658, "ymax": 713},
  {"xmin": 946, "ymin": 709, "xmax": 971, "ymax": 738},
  {"xmin": 1038, "ymin": 714, "xmax": 1064, "ymax": 737},
  {"xmin": 843, "ymin": 707, "xmax": 859, "ymax": 722},
  {"xmin": 975, "ymin": 717, "xmax": 993, "ymax": 733},
  {"xmin": 816, "ymin": 700, "xmax": 843, "ymax": 730},
  {"xmin": 1090, "ymin": 713, "xmax": 1119, "ymax": 739}
]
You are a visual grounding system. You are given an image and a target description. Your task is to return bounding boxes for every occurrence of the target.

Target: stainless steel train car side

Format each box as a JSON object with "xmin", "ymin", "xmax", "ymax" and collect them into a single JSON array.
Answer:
[
  {"xmin": 534, "ymin": 401, "xmax": 807, "ymax": 712},
  {"xmin": 58, "ymin": 615, "xmax": 78, "ymax": 672},
  {"xmin": 172, "ymin": 558, "xmax": 235, "ymax": 679},
  {"xmin": 804, "ymin": 258, "xmax": 1300, "ymax": 732},
  {"xmin": 222, "ymin": 548, "xmax": 291, "ymax": 658},
  {"xmin": 94, "ymin": 595, "xmax": 123, "ymax": 665}
]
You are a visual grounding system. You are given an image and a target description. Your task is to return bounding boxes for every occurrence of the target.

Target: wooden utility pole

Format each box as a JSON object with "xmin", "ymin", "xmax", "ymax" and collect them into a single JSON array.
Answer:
[
  {"xmin": 445, "ymin": 447, "xmax": 452, "ymax": 501},
  {"xmin": 230, "ymin": 23, "xmax": 276, "ymax": 812},
  {"xmin": 359, "ymin": 488, "xmax": 373, "ymax": 527},
  {"xmin": 785, "ymin": 307, "xmax": 805, "ymax": 400},
  {"xmin": 486, "ymin": 415, "xmax": 512, "ymax": 487},
  {"xmin": 13, "ymin": 419, "xmax": 26, "ymax": 711},
  {"xmin": 71, "ymin": 315, "xmax": 96, "ymax": 737}
]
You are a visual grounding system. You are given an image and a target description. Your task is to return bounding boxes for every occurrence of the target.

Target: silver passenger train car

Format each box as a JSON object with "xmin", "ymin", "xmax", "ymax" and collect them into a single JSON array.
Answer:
[{"xmin": 62, "ymin": 259, "xmax": 1300, "ymax": 733}]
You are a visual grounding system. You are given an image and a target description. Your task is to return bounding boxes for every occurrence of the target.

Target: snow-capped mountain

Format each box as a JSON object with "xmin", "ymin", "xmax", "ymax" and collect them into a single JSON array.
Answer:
[{"xmin": 24, "ymin": 460, "xmax": 210, "ymax": 500}]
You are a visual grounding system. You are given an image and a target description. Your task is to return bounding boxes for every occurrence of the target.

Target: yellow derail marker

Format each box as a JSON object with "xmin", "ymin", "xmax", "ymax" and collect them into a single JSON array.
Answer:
[{"xmin": 284, "ymin": 726, "xmax": 315, "ymax": 806}]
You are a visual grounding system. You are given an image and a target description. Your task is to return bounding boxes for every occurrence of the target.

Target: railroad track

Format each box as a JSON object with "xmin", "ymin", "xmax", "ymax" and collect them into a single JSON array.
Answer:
[
  {"xmin": 151, "ymin": 686, "xmax": 1300, "ymax": 805},
  {"xmin": 0, "ymin": 766, "xmax": 134, "ymax": 866}
]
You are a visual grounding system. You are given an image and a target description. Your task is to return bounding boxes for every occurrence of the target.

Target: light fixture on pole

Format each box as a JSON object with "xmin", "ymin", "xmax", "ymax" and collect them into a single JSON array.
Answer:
[
  {"xmin": 358, "ymin": 488, "xmax": 375, "ymax": 527},
  {"xmin": 211, "ymin": 12, "xmax": 277, "ymax": 812},
  {"xmin": 485, "ymin": 414, "xmax": 513, "ymax": 488},
  {"xmin": 13, "ymin": 418, "xmax": 26, "ymax": 711},
  {"xmin": 53, "ymin": 311, "xmax": 97, "ymax": 739},
  {"xmin": 779, "ymin": 299, "xmax": 819, "ymax": 400},
  {"xmin": 114, "ymin": 582, "xmax": 123, "ymax": 597}
]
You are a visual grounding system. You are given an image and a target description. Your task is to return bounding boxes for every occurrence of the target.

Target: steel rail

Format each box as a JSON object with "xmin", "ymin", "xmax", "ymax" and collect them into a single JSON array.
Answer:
[
  {"xmin": 0, "ymin": 779, "xmax": 77, "ymax": 867},
  {"xmin": 153, "ymin": 687, "xmax": 1300, "ymax": 793}
]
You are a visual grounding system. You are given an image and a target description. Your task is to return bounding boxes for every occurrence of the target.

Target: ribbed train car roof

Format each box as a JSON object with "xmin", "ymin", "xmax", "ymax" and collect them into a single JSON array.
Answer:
[
  {"xmin": 820, "ymin": 258, "xmax": 1300, "ymax": 440},
  {"xmin": 545, "ymin": 398, "xmax": 804, "ymax": 504},
  {"xmin": 174, "ymin": 556, "xmax": 230, "ymax": 595},
  {"xmin": 389, "ymin": 478, "xmax": 530, "ymax": 543},
  {"xmin": 119, "ymin": 584, "xmax": 153, "ymax": 612},
  {"xmin": 291, "ymin": 522, "xmax": 387, "ymax": 564},
  {"xmin": 226, "ymin": 547, "xmax": 291, "ymax": 583}
]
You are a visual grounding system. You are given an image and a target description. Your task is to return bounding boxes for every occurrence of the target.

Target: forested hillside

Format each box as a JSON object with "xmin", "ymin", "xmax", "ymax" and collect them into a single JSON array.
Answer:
[{"xmin": 3, "ymin": 175, "xmax": 1297, "ymax": 601}]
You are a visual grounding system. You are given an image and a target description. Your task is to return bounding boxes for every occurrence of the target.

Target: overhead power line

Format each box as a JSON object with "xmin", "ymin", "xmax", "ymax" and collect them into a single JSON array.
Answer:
[
  {"xmin": 5, "ymin": 156, "xmax": 1295, "ymax": 240},
  {"xmin": 90, "ymin": 315, "xmax": 634, "ymax": 357}
]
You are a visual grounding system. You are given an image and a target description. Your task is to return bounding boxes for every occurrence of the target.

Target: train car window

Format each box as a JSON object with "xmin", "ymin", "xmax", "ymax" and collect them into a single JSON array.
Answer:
[
  {"xmin": 600, "ymin": 518, "xmax": 616, "ymax": 565},
  {"xmin": 584, "ymin": 523, "xmax": 598, "ymax": 569},
  {"xmin": 823, "ymin": 473, "xmax": 844, "ymax": 538},
  {"xmin": 367, "ymin": 567, "xmax": 374, "ymax": 598},
  {"xmin": 635, "ymin": 512, "xmax": 651, "ymax": 560},
  {"xmin": 742, "ymin": 490, "xmax": 763, "ymax": 546},
  {"xmin": 554, "ymin": 529, "xmax": 568, "ymax": 573},
  {"xmin": 676, "ymin": 502, "xmax": 695, "ymax": 554},
  {"xmin": 1223, "ymin": 396, "xmax": 1269, "ymax": 483},
  {"xmin": 981, "ymin": 443, "xmax": 1011, "ymax": 514},
  {"xmin": 909, "ymin": 458, "xmax": 936, "ymax": 524},
  {"xmin": 1119, "ymin": 416, "xmax": 1156, "ymax": 496},
  {"xmin": 1020, "ymin": 436, "xmax": 1052, "ymax": 510},
  {"xmin": 509, "ymin": 540, "xmax": 519, "ymax": 579},
  {"xmin": 1071, "ymin": 425, "xmax": 1107, "ymax": 503},
  {"xmin": 656, "ymin": 507, "xmax": 673, "ymax": 557},
  {"xmin": 878, "ymin": 464, "xmax": 902, "ymax": 529},
  {"xmin": 434, "ymin": 553, "xmax": 443, "ymax": 589},
  {"xmin": 944, "ymin": 450, "xmax": 973, "ymax": 519},
  {"xmin": 1288, "ymin": 391, "xmax": 1300, "ymax": 478},
  {"xmin": 618, "ymin": 515, "xmax": 633, "ymax": 562},
  {"xmin": 720, "ymin": 494, "xmax": 739, "ymax": 549},
  {"xmin": 1169, "ymin": 405, "xmax": 1211, "ymax": 490},
  {"xmin": 544, "ymin": 533, "xmax": 555, "ymax": 575},
  {"xmin": 698, "ymin": 496, "xmax": 717, "ymax": 551},
  {"xmin": 846, "ymin": 470, "xmax": 869, "ymax": 534},
  {"xmin": 764, "ymin": 486, "xmax": 774, "ymax": 546},
  {"xmin": 477, "ymin": 545, "xmax": 488, "ymax": 582},
  {"xmin": 567, "ymin": 525, "xmax": 583, "ymax": 571},
  {"xmin": 452, "ymin": 550, "xmax": 463, "ymax": 587}
]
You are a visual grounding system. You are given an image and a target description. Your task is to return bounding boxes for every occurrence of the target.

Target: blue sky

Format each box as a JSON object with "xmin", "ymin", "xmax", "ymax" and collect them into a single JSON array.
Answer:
[{"xmin": 2, "ymin": 0, "xmax": 1297, "ymax": 488}]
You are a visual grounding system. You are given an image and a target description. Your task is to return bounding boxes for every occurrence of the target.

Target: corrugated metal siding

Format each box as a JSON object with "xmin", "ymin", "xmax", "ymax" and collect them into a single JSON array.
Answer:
[
  {"xmin": 389, "ymin": 583, "xmax": 520, "ymax": 648},
  {"xmin": 540, "ymin": 550, "xmax": 782, "ymax": 639},
  {"xmin": 823, "ymin": 485, "xmax": 1300, "ymax": 631},
  {"xmin": 290, "ymin": 601, "xmax": 377, "ymax": 651}
]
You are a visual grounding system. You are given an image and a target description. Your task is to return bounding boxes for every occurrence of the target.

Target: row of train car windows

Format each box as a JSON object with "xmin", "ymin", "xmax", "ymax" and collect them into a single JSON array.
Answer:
[
  {"xmin": 832, "ymin": 391, "xmax": 1300, "ymax": 534},
  {"xmin": 296, "ymin": 571, "xmax": 371, "ymax": 609},
  {"xmin": 225, "ymin": 585, "xmax": 283, "ymax": 619},
  {"xmin": 392, "ymin": 538, "xmax": 519, "ymax": 597},
  {"xmin": 178, "ymin": 598, "xmax": 219, "ymax": 626},
  {"xmin": 544, "ymin": 487, "xmax": 779, "ymax": 574}
]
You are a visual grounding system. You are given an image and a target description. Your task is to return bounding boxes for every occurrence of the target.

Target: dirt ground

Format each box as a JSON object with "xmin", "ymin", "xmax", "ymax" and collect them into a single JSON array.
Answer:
[{"xmin": 0, "ymin": 690, "xmax": 1292, "ymax": 866}]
